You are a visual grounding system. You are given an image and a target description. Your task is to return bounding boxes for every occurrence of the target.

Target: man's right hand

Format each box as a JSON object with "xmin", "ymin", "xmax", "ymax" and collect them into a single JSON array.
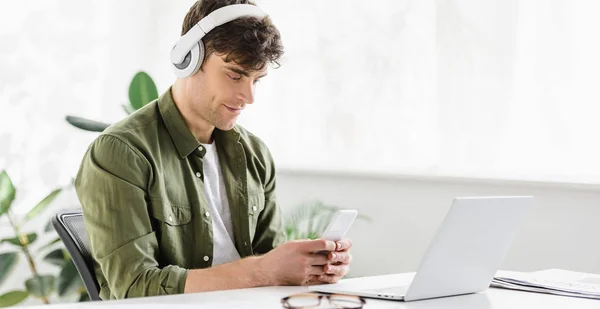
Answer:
[{"xmin": 257, "ymin": 239, "xmax": 337, "ymax": 286}]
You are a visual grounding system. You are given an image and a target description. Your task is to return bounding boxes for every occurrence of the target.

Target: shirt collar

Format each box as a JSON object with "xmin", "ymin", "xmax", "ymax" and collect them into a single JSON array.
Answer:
[{"xmin": 158, "ymin": 87, "xmax": 241, "ymax": 159}]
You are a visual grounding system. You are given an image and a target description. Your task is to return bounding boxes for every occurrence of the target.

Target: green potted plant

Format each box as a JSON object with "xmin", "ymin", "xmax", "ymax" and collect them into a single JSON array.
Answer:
[
  {"xmin": 65, "ymin": 71, "xmax": 158, "ymax": 132},
  {"xmin": 0, "ymin": 171, "xmax": 88, "ymax": 307}
]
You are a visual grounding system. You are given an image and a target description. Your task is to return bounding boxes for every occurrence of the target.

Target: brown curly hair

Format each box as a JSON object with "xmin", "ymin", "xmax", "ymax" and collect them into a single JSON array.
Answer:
[{"xmin": 181, "ymin": 0, "xmax": 284, "ymax": 72}]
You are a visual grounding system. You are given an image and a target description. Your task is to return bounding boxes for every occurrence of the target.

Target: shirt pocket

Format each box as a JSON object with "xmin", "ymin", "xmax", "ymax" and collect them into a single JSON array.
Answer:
[
  {"xmin": 148, "ymin": 198, "xmax": 193, "ymax": 264},
  {"xmin": 248, "ymin": 189, "xmax": 266, "ymax": 216},
  {"xmin": 149, "ymin": 199, "xmax": 192, "ymax": 226}
]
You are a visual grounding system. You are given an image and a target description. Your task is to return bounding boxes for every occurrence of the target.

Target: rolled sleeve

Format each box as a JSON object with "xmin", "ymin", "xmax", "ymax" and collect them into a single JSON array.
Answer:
[{"xmin": 75, "ymin": 134, "xmax": 187, "ymax": 299}]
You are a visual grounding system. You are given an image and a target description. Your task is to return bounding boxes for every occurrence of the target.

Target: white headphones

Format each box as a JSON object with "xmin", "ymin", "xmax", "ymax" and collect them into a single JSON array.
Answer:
[{"xmin": 170, "ymin": 4, "xmax": 267, "ymax": 78}]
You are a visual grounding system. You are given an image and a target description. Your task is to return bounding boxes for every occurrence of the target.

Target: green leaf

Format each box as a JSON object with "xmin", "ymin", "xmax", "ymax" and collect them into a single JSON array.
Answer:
[
  {"xmin": 78, "ymin": 291, "xmax": 90, "ymax": 302},
  {"xmin": 65, "ymin": 116, "xmax": 110, "ymax": 132},
  {"xmin": 24, "ymin": 188, "xmax": 62, "ymax": 222},
  {"xmin": 1, "ymin": 233, "xmax": 37, "ymax": 247},
  {"xmin": 307, "ymin": 232, "xmax": 321, "ymax": 240},
  {"xmin": 38, "ymin": 237, "xmax": 62, "ymax": 253},
  {"xmin": 57, "ymin": 260, "xmax": 83, "ymax": 297},
  {"xmin": 43, "ymin": 249, "xmax": 67, "ymax": 266},
  {"xmin": 129, "ymin": 71, "xmax": 158, "ymax": 110},
  {"xmin": 0, "ymin": 252, "xmax": 19, "ymax": 286},
  {"xmin": 0, "ymin": 170, "xmax": 16, "ymax": 216},
  {"xmin": 122, "ymin": 103, "xmax": 136, "ymax": 115},
  {"xmin": 0, "ymin": 291, "xmax": 29, "ymax": 307},
  {"xmin": 25, "ymin": 275, "xmax": 55, "ymax": 298}
]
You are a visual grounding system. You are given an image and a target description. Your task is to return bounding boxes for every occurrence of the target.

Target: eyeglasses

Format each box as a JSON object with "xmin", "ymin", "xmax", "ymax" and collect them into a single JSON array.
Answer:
[{"xmin": 281, "ymin": 293, "xmax": 366, "ymax": 309}]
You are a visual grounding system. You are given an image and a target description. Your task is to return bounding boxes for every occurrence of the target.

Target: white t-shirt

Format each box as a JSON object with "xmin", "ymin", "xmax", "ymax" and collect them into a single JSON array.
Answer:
[{"xmin": 200, "ymin": 141, "xmax": 241, "ymax": 266}]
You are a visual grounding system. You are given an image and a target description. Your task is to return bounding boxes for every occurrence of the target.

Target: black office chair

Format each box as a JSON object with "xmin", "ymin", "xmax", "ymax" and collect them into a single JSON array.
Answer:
[{"xmin": 52, "ymin": 210, "xmax": 101, "ymax": 301}]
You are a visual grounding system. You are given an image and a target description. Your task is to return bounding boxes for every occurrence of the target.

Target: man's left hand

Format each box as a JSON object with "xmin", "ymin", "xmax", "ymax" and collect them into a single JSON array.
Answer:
[{"xmin": 316, "ymin": 239, "xmax": 353, "ymax": 284}]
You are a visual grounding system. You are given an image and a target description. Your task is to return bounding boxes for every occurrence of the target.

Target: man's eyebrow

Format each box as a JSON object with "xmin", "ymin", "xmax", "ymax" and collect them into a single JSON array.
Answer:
[{"xmin": 225, "ymin": 65, "xmax": 267, "ymax": 79}]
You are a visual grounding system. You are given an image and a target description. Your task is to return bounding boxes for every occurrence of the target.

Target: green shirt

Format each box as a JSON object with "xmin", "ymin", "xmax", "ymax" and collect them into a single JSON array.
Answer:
[{"xmin": 74, "ymin": 88, "xmax": 285, "ymax": 300}]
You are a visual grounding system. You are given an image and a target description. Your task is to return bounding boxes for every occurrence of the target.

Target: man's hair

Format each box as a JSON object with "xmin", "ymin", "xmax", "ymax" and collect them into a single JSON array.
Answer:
[{"xmin": 181, "ymin": 0, "xmax": 283, "ymax": 71}]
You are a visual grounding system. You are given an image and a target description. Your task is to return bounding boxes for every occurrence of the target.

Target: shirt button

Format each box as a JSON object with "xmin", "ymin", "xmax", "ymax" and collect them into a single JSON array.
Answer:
[
  {"xmin": 244, "ymin": 242, "xmax": 248, "ymax": 247},
  {"xmin": 168, "ymin": 215, "xmax": 173, "ymax": 222},
  {"xmin": 205, "ymin": 211, "xmax": 210, "ymax": 218},
  {"xmin": 252, "ymin": 206, "xmax": 257, "ymax": 212},
  {"xmin": 195, "ymin": 172, "xmax": 201, "ymax": 178},
  {"xmin": 203, "ymin": 256, "xmax": 209, "ymax": 262},
  {"xmin": 198, "ymin": 146, "xmax": 203, "ymax": 151}
]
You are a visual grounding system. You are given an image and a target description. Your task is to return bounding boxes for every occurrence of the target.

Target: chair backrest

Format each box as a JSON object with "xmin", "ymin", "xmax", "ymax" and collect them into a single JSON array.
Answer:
[{"xmin": 52, "ymin": 210, "xmax": 101, "ymax": 301}]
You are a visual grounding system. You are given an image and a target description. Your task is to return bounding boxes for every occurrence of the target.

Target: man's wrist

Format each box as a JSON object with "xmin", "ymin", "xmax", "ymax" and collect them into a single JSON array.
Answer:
[{"xmin": 245, "ymin": 255, "xmax": 275, "ymax": 287}]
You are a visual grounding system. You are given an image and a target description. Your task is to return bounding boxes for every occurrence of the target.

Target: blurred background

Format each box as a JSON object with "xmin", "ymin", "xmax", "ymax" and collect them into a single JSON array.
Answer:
[{"xmin": 1, "ymin": 0, "xmax": 600, "ymax": 306}]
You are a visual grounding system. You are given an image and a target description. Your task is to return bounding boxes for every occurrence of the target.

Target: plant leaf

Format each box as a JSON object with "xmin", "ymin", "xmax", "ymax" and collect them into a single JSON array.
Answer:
[
  {"xmin": 129, "ymin": 71, "xmax": 158, "ymax": 110},
  {"xmin": 0, "ymin": 170, "xmax": 16, "ymax": 216},
  {"xmin": 25, "ymin": 275, "xmax": 55, "ymax": 298},
  {"xmin": 24, "ymin": 188, "xmax": 62, "ymax": 222},
  {"xmin": 43, "ymin": 249, "xmax": 67, "ymax": 266},
  {"xmin": 306, "ymin": 202, "xmax": 318, "ymax": 237},
  {"xmin": 65, "ymin": 116, "xmax": 110, "ymax": 132},
  {"xmin": 57, "ymin": 260, "xmax": 83, "ymax": 297},
  {"xmin": 78, "ymin": 290, "xmax": 90, "ymax": 302},
  {"xmin": 122, "ymin": 103, "xmax": 135, "ymax": 115},
  {"xmin": 0, "ymin": 291, "xmax": 29, "ymax": 307},
  {"xmin": 38, "ymin": 237, "xmax": 62, "ymax": 253},
  {"xmin": 0, "ymin": 252, "xmax": 19, "ymax": 286},
  {"xmin": 307, "ymin": 231, "xmax": 320, "ymax": 240},
  {"xmin": 1, "ymin": 233, "xmax": 37, "ymax": 247}
]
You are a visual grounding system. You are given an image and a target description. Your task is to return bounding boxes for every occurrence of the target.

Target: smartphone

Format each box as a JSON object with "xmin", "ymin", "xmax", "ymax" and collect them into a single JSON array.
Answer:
[{"xmin": 320, "ymin": 210, "xmax": 358, "ymax": 241}]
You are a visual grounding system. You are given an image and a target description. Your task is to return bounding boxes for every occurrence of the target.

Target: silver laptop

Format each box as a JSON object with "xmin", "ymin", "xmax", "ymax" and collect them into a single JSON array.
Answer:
[{"xmin": 309, "ymin": 196, "xmax": 533, "ymax": 301}]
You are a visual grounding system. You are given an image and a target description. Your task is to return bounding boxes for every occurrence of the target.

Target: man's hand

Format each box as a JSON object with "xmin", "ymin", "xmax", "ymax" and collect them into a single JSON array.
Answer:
[
  {"xmin": 257, "ymin": 239, "xmax": 337, "ymax": 286},
  {"xmin": 315, "ymin": 239, "xmax": 353, "ymax": 284}
]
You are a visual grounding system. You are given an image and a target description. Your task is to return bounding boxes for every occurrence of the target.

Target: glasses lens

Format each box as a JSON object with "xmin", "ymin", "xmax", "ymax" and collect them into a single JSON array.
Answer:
[
  {"xmin": 329, "ymin": 295, "xmax": 363, "ymax": 308},
  {"xmin": 286, "ymin": 295, "xmax": 320, "ymax": 308}
]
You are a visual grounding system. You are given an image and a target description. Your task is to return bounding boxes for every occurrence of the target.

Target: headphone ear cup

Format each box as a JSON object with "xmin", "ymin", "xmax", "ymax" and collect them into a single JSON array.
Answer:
[
  {"xmin": 190, "ymin": 40, "xmax": 205, "ymax": 76},
  {"xmin": 171, "ymin": 41, "xmax": 204, "ymax": 78}
]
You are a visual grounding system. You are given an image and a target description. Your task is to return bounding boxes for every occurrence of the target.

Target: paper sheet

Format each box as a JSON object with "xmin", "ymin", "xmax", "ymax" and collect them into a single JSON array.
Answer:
[{"xmin": 492, "ymin": 269, "xmax": 600, "ymax": 299}]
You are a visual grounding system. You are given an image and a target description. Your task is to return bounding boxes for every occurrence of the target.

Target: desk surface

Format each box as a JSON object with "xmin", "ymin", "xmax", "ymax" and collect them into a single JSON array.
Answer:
[{"xmin": 27, "ymin": 274, "xmax": 599, "ymax": 309}]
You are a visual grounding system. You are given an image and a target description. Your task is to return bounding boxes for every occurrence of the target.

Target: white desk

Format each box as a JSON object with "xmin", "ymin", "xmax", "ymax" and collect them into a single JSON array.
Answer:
[{"xmin": 25, "ymin": 274, "xmax": 599, "ymax": 309}]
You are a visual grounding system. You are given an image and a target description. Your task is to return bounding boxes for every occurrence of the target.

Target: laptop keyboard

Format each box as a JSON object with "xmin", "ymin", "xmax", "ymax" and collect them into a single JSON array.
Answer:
[{"xmin": 366, "ymin": 285, "xmax": 409, "ymax": 296}]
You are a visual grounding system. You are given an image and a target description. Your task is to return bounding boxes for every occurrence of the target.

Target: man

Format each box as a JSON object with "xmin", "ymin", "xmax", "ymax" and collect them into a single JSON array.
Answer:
[{"xmin": 75, "ymin": 0, "xmax": 353, "ymax": 300}]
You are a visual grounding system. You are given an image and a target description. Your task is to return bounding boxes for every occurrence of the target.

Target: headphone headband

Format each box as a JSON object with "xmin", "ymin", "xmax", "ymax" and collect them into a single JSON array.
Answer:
[{"xmin": 170, "ymin": 4, "xmax": 267, "ymax": 65}]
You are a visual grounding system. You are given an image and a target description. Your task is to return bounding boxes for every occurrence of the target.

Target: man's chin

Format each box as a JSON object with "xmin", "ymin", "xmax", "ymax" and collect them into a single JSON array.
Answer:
[{"xmin": 215, "ymin": 121, "xmax": 236, "ymax": 131}]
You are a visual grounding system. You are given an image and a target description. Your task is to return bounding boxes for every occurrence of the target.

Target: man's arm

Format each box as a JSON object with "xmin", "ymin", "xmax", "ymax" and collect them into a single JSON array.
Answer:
[
  {"xmin": 183, "ymin": 256, "xmax": 266, "ymax": 293},
  {"xmin": 184, "ymin": 239, "xmax": 338, "ymax": 293},
  {"xmin": 76, "ymin": 134, "xmax": 187, "ymax": 299}
]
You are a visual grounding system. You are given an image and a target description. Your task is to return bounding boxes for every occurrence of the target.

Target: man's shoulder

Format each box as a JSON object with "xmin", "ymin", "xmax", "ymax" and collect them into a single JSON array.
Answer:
[
  {"xmin": 94, "ymin": 100, "xmax": 162, "ymax": 150},
  {"xmin": 104, "ymin": 100, "xmax": 160, "ymax": 138}
]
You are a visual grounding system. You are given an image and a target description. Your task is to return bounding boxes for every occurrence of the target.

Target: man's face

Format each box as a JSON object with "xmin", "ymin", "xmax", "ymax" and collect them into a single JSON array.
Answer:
[{"xmin": 183, "ymin": 53, "xmax": 267, "ymax": 131}]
